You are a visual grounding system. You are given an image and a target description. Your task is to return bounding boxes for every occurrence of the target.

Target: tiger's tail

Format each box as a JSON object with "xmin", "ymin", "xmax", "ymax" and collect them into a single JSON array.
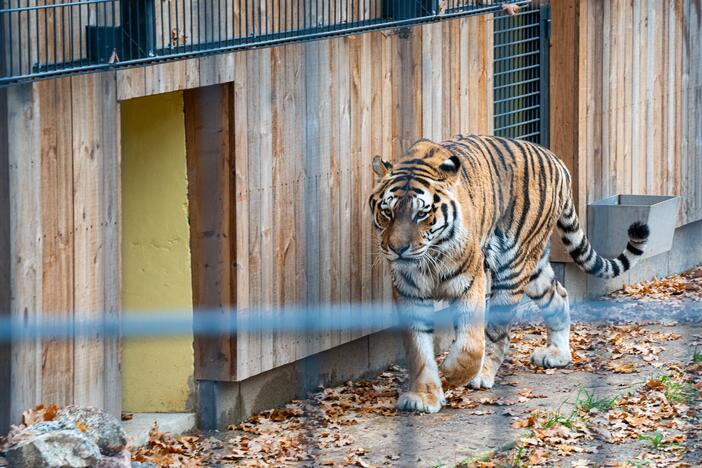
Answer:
[{"xmin": 556, "ymin": 196, "xmax": 650, "ymax": 279}]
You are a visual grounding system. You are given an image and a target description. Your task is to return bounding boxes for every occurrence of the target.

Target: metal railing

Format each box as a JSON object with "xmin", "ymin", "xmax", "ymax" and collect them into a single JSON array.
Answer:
[
  {"xmin": 0, "ymin": 0, "xmax": 527, "ymax": 87},
  {"xmin": 493, "ymin": 4, "xmax": 550, "ymax": 145}
]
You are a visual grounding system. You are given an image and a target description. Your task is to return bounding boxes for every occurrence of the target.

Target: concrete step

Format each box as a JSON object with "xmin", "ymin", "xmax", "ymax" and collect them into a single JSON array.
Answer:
[{"xmin": 123, "ymin": 413, "xmax": 196, "ymax": 447}]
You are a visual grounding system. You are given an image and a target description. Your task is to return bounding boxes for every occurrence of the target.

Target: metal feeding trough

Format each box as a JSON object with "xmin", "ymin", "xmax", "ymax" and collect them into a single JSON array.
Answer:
[{"xmin": 587, "ymin": 195, "xmax": 680, "ymax": 260}]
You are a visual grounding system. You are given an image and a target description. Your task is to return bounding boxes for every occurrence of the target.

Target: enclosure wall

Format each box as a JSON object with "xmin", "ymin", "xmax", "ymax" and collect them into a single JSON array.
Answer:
[
  {"xmin": 552, "ymin": 0, "xmax": 702, "ymax": 229},
  {"xmin": 0, "ymin": 75, "xmax": 121, "ymax": 432},
  {"xmin": 185, "ymin": 14, "xmax": 495, "ymax": 382}
]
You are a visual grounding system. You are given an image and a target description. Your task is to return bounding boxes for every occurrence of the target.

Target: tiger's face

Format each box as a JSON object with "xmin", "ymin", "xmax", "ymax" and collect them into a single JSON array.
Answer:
[{"xmin": 368, "ymin": 140, "xmax": 463, "ymax": 265}]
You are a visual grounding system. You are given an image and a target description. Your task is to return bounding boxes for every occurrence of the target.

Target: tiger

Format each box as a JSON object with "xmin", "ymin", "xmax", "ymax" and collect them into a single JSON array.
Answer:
[{"xmin": 368, "ymin": 135, "xmax": 650, "ymax": 413}]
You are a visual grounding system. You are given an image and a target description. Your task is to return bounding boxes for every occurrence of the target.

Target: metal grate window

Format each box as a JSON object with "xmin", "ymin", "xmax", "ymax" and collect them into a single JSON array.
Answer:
[
  {"xmin": 0, "ymin": 0, "xmax": 529, "ymax": 87},
  {"xmin": 493, "ymin": 4, "xmax": 550, "ymax": 146}
]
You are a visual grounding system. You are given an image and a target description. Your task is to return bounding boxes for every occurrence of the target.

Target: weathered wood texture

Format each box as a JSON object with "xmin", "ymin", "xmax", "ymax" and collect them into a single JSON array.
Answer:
[
  {"xmin": 185, "ymin": 15, "xmax": 494, "ymax": 382},
  {"xmin": 0, "ymin": 74, "xmax": 121, "ymax": 432},
  {"xmin": 556, "ymin": 0, "xmax": 702, "ymax": 228},
  {"xmin": 591, "ymin": 0, "xmax": 702, "ymax": 226}
]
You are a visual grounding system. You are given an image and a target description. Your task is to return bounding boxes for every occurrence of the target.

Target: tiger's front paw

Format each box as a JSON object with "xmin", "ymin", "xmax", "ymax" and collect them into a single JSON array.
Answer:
[
  {"xmin": 531, "ymin": 346, "xmax": 571, "ymax": 369},
  {"xmin": 396, "ymin": 391, "xmax": 445, "ymax": 413},
  {"xmin": 467, "ymin": 368, "xmax": 496, "ymax": 389}
]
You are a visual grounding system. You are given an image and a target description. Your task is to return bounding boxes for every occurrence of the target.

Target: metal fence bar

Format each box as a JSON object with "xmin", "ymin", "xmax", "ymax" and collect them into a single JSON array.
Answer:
[
  {"xmin": 493, "ymin": 4, "xmax": 549, "ymax": 145},
  {"xmin": 0, "ymin": 0, "xmax": 530, "ymax": 87}
]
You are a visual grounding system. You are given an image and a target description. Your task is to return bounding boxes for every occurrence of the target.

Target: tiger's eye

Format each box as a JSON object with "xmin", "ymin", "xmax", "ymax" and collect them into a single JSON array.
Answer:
[{"xmin": 416, "ymin": 211, "xmax": 430, "ymax": 221}]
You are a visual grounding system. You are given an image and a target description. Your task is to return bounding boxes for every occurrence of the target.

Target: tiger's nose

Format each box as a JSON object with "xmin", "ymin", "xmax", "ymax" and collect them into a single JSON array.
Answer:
[{"xmin": 389, "ymin": 244, "xmax": 410, "ymax": 257}]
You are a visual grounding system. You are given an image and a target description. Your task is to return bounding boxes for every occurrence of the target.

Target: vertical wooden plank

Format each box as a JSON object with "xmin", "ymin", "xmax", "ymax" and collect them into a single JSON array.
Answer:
[
  {"xmin": 671, "ymin": 0, "xmax": 683, "ymax": 210},
  {"xmin": 316, "ymin": 37, "xmax": 334, "ymax": 352},
  {"xmin": 233, "ymin": 52, "xmax": 252, "ymax": 378},
  {"xmin": 0, "ymin": 87, "xmax": 10, "ymax": 434},
  {"xmin": 242, "ymin": 49, "xmax": 263, "ymax": 378},
  {"xmin": 395, "ymin": 27, "xmax": 423, "ymax": 154},
  {"xmin": 98, "ymin": 72, "xmax": 121, "ymax": 418},
  {"xmin": 586, "ymin": 0, "xmax": 604, "ymax": 203},
  {"xmin": 349, "ymin": 35, "xmax": 362, "ymax": 338},
  {"xmin": 370, "ymin": 31, "xmax": 384, "ymax": 309},
  {"xmin": 549, "ymin": 0, "xmax": 588, "ymax": 262},
  {"xmin": 622, "ymin": 0, "xmax": 633, "ymax": 194},
  {"xmin": 328, "ymin": 37, "xmax": 342, "ymax": 347},
  {"xmin": 446, "ymin": 20, "xmax": 460, "ymax": 137},
  {"xmin": 69, "ymin": 72, "xmax": 121, "ymax": 414},
  {"xmin": 71, "ymin": 73, "xmax": 106, "ymax": 408},
  {"xmin": 336, "ymin": 36, "xmax": 352, "ymax": 346},
  {"xmin": 605, "ymin": 0, "xmax": 618, "ymax": 197},
  {"xmin": 5, "ymin": 83, "xmax": 42, "ymax": 427},
  {"xmin": 631, "ymin": 0, "xmax": 645, "ymax": 195},
  {"xmin": 184, "ymin": 84, "xmax": 235, "ymax": 382},
  {"xmin": 303, "ymin": 40, "xmax": 322, "ymax": 356},
  {"xmin": 665, "ymin": 0, "xmax": 677, "ymax": 196},
  {"xmin": 644, "ymin": 0, "xmax": 658, "ymax": 193},
  {"xmin": 421, "ymin": 23, "xmax": 438, "ymax": 140},
  {"xmin": 459, "ymin": 18, "xmax": 471, "ymax": 134},
  {"xmin": 612, "ymin": 0, "xmax": 625, "ymax": 195},
  {"xmin": 293, "ymin": 41, "xmax": 307, "ymax": 361},
  {"xmin": 656, "ymin": 0, "xmax": 668, "ymax": 195},
  {"xmin": 690, "ymin": 0, "xmax": 702, "ymax": 221},
  {"xmin": 381, "ymin": 31, "xmax": 394, "ymax": 302},
  {"xmin": 257, "ymin": 47, "xmax": 274, "ymax": 372},
  {"xmin": 359, "ymin": 33, "xmax": 373, "ymax": 335},
  {"xmin": 464, "ymin": 15, "xmax": 491, "ymax": 135},
  {"xmin": 270, "ymin": 44, "xmax": 284, "ymax": 366},
  {"xmin": 38, "ymin": 77, "xmax": 74, "ymax": 407}
]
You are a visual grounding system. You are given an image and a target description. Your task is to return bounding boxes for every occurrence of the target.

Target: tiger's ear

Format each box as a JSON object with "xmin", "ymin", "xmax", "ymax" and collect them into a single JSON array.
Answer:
[
  {"xmin": 438, "ymin": 155, "xmax": 461, "ymax": 177},
  {"xmin": 372, "ymin": 155, "xmax": 393, "ymax": 177}
]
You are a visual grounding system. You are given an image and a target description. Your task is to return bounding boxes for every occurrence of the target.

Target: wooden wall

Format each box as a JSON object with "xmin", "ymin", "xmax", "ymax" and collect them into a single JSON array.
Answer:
[
  {"xmin": 185, "ymin": 15, "xmax": 494, "ymax": 382},
  {"xmin": 0, "ymin": 73, "xmax": 121, "ymax": 432},
  {"xmin": 584, "ymin": 0, "xmax": 702, "ymax": 226},
  {"xmin": 552, "ymin": 0, "xmax": 702, "ymax": 228}
]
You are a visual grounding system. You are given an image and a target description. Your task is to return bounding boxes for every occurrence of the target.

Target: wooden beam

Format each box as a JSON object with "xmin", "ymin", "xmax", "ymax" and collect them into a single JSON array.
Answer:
[
  {"xmin": 0, "ymin": 87, "xmax": 11, "ymax": 435},
  {"xmin": 549, "ymin": 0, "xmax": 588, "ymax": 262},
  {"xmin": 1, "ymin": 84, "xmax": 43, "ymax": 429},
  {"xmin": 38, "ymin": 78, "xmax": 75, "ymax": 408},
  {"xmin": 184, "ymin": 85, "xmax": 236, "ymax": 382}
]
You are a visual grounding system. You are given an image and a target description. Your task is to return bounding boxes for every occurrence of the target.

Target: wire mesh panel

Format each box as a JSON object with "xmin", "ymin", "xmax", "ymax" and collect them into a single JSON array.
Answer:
[
  {"xmin": 493, "ymin": 4, "xmax": 550, "ymax": 145},
  {"xmin": 0, "ymin": 0, "xmax": 528, "ymax": 87}
]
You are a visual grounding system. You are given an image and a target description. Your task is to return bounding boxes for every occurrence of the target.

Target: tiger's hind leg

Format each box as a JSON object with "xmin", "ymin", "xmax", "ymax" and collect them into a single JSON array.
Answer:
[
  {"xmin": 467, "ymin": 303, "xmax": 514, "ymax": 389},
  {"xmin": 525, "ymin": 261, "xmax": 572, "ymax": 368}
]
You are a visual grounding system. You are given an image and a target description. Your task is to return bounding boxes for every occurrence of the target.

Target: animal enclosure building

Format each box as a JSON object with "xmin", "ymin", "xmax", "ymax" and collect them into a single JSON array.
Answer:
[{"xmin": 1, "ymin": 0, "xmax": 701, "ymax": 431}]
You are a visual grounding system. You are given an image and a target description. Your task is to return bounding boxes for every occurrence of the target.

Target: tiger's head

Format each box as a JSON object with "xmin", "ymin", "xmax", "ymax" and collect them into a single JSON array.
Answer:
[{"xmin": 368, "ymin": 140, "xmax": 463, "ymax": 265}]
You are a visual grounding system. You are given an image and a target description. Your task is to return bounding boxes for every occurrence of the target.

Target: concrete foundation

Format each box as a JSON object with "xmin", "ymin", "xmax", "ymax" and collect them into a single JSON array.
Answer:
[
  {"xmin": 198, "ymin": 220, "xmax": 701, "ymax": 430},
  {"xmin": 123, "ymin": 413, "xmax": 196, "ymax": 446},
  {"xmin": 197, "ymin": 330, "xmax": 405, "ymax": 429}
]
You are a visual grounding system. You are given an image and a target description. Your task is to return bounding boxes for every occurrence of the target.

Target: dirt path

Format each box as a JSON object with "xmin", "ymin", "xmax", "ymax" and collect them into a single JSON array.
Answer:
[
  {"xmin": 313, "ymin": 322, "xmax": 702, "ymax": 467},
  {"xmin": 130, "ymin": 266, "xmax": 702, "ymax": 467}
]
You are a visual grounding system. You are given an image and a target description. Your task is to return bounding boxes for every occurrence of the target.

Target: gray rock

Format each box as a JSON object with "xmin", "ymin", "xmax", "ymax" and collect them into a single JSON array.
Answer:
[
  {"xmin": 95, "ymin": 450, "xmax": 131, "ymax": 468},
  {"xmin": 56, "ymin": 407, "xmax": 127, "ymax": 456},
  {"xmin": 130, "ymin": 463, "xmax": 157, "ymax": 468},
  {"xmin": 5, "ymin": 429, "xmax": 101, "ymax": 468}
]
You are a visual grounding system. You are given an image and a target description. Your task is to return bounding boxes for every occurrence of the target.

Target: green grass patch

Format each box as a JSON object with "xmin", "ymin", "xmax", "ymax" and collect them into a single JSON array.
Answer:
[
  {"xmin": 658, "ymin": 375, "xmax": 697, "ymax": 404},
  {"xmin": 575, "ymin": 386, "xmax": 619, "ymax": 412},
  {"xmin": 626, "ymin": 459, "xmax": 651, "ymax": 467},
  {"xmin": 639, "ymin": 431, "xmax": 666, "ymax": 449}
]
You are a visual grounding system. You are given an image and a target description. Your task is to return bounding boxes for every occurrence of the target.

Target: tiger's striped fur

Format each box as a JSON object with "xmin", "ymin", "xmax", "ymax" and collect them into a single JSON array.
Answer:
[{"xmin": 368, "ymin": 135, "xmax": 650, "ymax": 413}]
